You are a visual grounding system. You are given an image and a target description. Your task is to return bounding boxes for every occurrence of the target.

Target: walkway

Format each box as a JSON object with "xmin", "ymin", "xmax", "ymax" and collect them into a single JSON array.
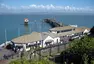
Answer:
[{"xmin": 0, "ymin": 48, "xmax": 20, "ymax": 64}]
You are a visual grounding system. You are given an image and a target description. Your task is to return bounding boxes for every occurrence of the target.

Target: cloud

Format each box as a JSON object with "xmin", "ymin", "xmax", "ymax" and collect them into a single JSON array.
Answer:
[
  {"xmin": 0, "ymin": 3, "xmax": 16, "ymax": 11},
  {"xmin": 0, "ymin": 3, "xmax": 94, "ymax": 13}
]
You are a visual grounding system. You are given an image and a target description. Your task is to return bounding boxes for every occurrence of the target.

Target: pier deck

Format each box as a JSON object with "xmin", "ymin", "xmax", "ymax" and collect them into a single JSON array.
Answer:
[{"xmin": 44, "ymin": 18, "xmax": 63, "ymax": 28}]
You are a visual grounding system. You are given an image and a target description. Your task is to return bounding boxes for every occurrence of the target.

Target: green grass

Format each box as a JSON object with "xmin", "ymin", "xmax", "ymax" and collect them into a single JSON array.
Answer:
[
  {"xmin": 9, "ymin": 57, "xmax": 55, "ymax": 64},
  {"xmin": 91, "ymin": 60, "xmax": 94, "ymax": 64}
]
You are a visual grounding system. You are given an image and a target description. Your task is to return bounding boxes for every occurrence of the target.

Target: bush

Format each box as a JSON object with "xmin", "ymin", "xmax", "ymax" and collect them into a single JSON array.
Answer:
[
  {"xmin": 10, "ymin": 58, "xmax": 55, "ymax": 64},
  {"xmin": 9, "ymin": 59, "xmax": 21, "ymax": 64},
  {"xmin": 60, "ymin": 36, "xmax": 94, "ymax": 64},
  {"xmin": 29, "ymin": 58, "xmax": 55, "ymax": 64},
  {"xmin": 9, "ymin": 58, "xmax": 30, "ymax": 64}
]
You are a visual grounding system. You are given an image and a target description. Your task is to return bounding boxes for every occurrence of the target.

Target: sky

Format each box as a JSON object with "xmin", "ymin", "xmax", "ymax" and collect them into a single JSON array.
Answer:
[{"xmin": 0, "ymin": 0, "xmax": 94, "ymax": 14}]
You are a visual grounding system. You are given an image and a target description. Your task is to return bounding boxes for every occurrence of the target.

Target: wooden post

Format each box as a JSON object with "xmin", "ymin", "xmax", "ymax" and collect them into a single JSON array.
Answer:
[
  {"xmin": 57, "ymin": 42, "xmax": 60, "ymax": 53},
  {"xmin": 42, "ymin": 40, "xmax": 43, "ymax": 48},
  {"xmin": 39, "ymin": 49, "xmax": 41, "ymax": 60},
  {"xmin": 64, "ymin": 43, "xmax": 66, "ymax": 50},
  {"xmin": 49, "ymin": 44, "xmax": 52, "ymax": 56},
  {"xmin": 23, "ymin": 44, "xmax": 26, "ymax": 52},
  {"xmin": 36, "ymin": 41, "xmax": 37, "ymax": 49}
]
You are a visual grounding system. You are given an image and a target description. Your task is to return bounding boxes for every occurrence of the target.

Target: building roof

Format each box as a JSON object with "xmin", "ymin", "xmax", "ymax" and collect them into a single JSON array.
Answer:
[
  {"xmin": 12, "ymin": 31, "xmax": 58, "ymax": 44},
  {"xmin": 41, "ymin": 32, "xmax": 49, "ymax": 40},
  {"xmin": 75, "ymin": 27, "xmax": 90, "ymax": 33},
  {"xmin": 57, "ymin": 27, "xmax": 90, "ymax": 37},
  {"xmin": 42, "ymin": 32, "xmax": 57, "ymax": 38},
  {"xmin": 12, "ymin": 32, "xmax": 46, "ymax": 44},
  {"xmin": 79, "ymin": 27, "xmax": 90, "ymax": 31},
  {"xmin": 49, "ymin": 26, "xmax": 75, "ymax": 31},
  {"xmin": 57, "ymin": 31, "xmax": 75, "ymax": 37}
]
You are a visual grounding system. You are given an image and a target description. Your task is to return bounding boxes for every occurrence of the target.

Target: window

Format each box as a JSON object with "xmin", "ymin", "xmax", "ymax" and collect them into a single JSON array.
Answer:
[
  {"xmin": 57, "ymin": 39, "xmax": 58, "ymax": 43},
  {"xmin": 61, "ymin": 29, "xmax": 72, "ymax": 33},
  {"xmin": 57, "ymin": 31, "xmax": 60, "ymax": 33}
]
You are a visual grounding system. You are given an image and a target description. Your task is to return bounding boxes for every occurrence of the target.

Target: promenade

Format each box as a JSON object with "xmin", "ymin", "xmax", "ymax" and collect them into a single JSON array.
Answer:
[{"xmin": 0, "ymin": 48, "xmax": 19, "ymax": 64}]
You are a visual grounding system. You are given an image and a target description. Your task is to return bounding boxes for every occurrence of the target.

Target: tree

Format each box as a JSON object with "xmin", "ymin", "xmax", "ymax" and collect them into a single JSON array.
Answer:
[
  {"xmin": 90, "ymin": 26, "xmax": 94, "ymax": 35},
  {"xmin": 60, "ymin": 36, "xmax": 94, "ymax": 64}
]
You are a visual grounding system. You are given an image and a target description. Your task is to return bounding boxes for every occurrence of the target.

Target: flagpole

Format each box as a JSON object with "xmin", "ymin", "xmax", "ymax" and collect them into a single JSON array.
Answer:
[
  {"xmin": 5, "ymin": 29, "xmax": 7, "ymax": 46},
  {"xmin": 39, "ymin": 19, "xmax": 42, "ymax": 60},
  {"xmin": 18, "ymin": 28, "xmax": 20, "ymax": 36},
  {"xmin": 40, "ymin": 19, "xmax": 43, "ymax": 47}
]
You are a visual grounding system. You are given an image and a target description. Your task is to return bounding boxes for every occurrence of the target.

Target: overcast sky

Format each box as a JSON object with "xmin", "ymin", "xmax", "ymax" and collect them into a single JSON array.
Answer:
[{"xmin": 0, "ymin": 0, "xmax": 94, "ymax": 14}]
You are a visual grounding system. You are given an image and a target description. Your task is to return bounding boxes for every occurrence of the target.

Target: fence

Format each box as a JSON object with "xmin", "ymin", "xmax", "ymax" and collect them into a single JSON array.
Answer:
[{"xmin": 29, "ymin": 42, "xmax": 70, "ymax": 60}]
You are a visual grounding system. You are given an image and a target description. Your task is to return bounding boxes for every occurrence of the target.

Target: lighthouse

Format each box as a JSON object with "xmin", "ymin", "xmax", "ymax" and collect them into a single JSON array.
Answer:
[
  {"xmin": 24, "ymin": 18, "xmax": 29, "ymax": 25},
  {"xmin": 24, "ymin": 18, "xmax": 29, "ymax": 34}
]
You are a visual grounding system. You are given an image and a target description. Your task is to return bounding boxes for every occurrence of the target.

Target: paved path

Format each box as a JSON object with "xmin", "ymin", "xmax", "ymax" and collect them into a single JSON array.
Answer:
[
  {"xmin": 0, "ymin": 42, "xmax": 69, "ymax": 64},
  {"xmin": 0, "ymin": 48, "xmax": 20, "ymax": 64}
]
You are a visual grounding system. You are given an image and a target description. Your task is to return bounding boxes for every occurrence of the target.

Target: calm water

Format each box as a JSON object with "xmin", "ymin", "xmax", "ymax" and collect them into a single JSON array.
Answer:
[{"xmin": 0, "ymin": 14, "xmax": 94, "ymax": 44}]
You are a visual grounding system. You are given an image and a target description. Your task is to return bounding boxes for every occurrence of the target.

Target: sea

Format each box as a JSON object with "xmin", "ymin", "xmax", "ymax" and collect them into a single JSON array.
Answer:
[{"xmin": 0, "ymin": 14, "xmax": 94, "ymax": 44}]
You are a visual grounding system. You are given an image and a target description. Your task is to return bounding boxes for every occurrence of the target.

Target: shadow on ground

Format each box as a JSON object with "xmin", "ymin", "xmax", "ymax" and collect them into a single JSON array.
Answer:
[{"xmin": 49, "ymin": 51, "xmax": 94, "ymax": 64}]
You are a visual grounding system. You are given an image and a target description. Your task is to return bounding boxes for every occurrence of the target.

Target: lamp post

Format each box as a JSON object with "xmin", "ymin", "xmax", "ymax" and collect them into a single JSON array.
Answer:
[{"xmin": 18, "ymin": 28, "xmax": 20, "ymax": 36}]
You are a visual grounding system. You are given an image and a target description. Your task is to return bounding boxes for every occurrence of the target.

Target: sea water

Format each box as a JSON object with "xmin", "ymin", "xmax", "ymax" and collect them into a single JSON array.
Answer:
[{"xmin": 0, "ymin": 14, "xmax": 94, "ymax": 44}]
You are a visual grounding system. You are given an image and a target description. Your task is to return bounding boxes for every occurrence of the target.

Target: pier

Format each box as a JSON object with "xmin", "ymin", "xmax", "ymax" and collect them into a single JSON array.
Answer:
[{"xmin": 44, "ymin": 18, "xmax": 63, "ymax": 28}]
